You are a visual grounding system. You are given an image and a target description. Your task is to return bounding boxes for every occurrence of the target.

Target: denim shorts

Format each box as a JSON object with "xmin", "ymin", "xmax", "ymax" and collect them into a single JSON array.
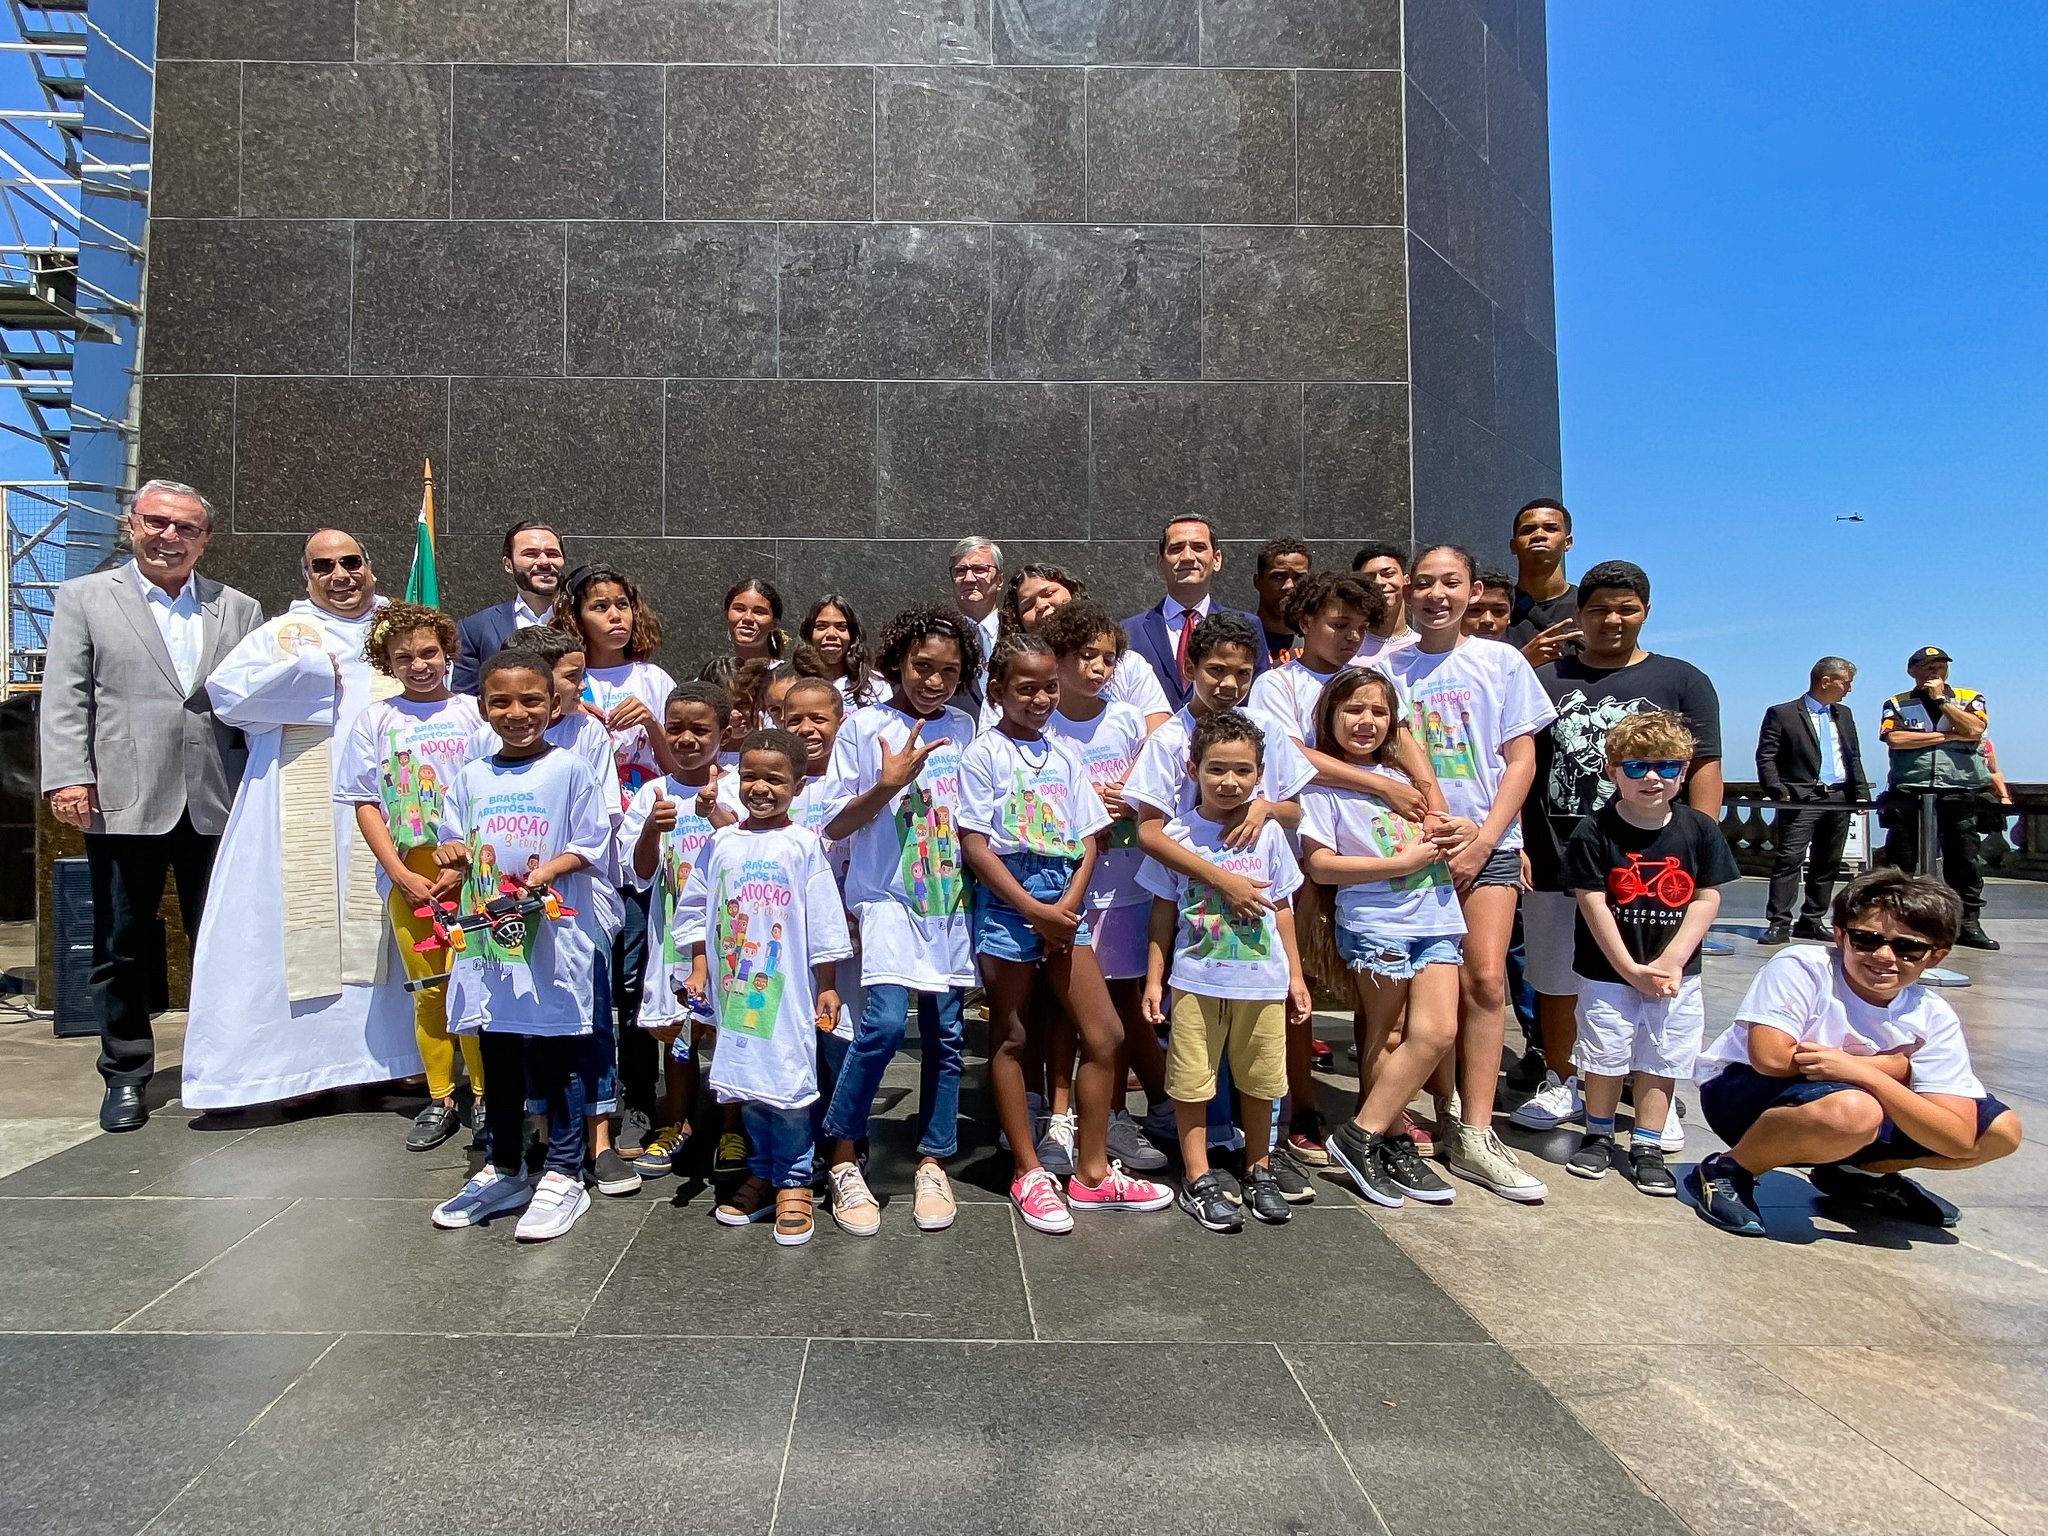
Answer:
[
  {"xmin": 1473, "ymin": 845, "xmax": 1523, "ymax": 888},
  {"xmin": 1335, "ymin": 928, "xmax": 1464, "ymax": 979},
  {"xmin": 973, "ymin": 849, "xmax": 1092, "ymax": 962}
]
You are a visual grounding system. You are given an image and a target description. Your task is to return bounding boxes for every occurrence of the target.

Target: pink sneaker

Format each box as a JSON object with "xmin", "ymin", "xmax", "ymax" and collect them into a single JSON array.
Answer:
[
  {"xmin": 1010, "ymin": 1167, "xmax": 1074, "ymax": 1234},
  {"xmin": 1067, "ymin": 1162, "xmax": 1175, "ymax": 1213}
]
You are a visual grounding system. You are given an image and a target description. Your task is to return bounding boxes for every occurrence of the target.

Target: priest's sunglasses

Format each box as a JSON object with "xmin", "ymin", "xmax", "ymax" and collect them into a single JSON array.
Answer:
[
  {"xmin": 1619, "ymin": 759, "xmax": 1685, "ymax": 780},
  {"xmin": 308, "ymin": 554, "xmax": 366, "ymax": 575},
  {"xmin": 133, "ymin": 510, "xmax": 208, "ymax": 541},
  {"xmin": 1841, "ymin": 927, "xmax": 1937, "ymax": 963}
]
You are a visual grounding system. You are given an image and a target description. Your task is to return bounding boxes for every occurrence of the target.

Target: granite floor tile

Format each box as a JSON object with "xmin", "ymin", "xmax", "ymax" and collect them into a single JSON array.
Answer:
[
  {"xmin": 136, "ymin": 1110, "xmax": 475, "ymax": 1200},
  {"xmin": 0, "ymin": 1195, "xmax": 288, "ymax": 1330},
  {"xmin": 0, "ymin": 1117, "xmax": 257, "ymax": 1198},
  {"xmin": 149, "ymin": 1334, "xmax": 805, "ymax": 1536},
  {"xmin": 776, "ymin": 1340, "xmax": 1380, "ymax": 1534},
  {"xmin": 0, "ymin": 1332, "xmax": 334, "ymax": 1536},
  {"xmin": 123, "ymin": 1197, "xmax": 649, "ymax": 1335}
]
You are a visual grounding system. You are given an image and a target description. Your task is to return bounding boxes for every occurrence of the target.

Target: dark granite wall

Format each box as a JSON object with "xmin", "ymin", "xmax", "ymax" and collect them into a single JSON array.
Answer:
[{"xmin": 141, "ymin": 0, "xmax": 1558, "ymax": 661}]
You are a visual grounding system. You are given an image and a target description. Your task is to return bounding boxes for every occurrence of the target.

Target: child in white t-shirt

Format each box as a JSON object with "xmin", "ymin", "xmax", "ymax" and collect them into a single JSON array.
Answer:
[
  {"xmin": 675, "ymin": 729, "xmax": 852, "ymax": 1247},
  {"xmin": 336, "ymin": 603, "xmax": 484, "ymax": 1153},
  {"xmin": 1690, "ymin": 869, "xmax": 2021, "ymax": 1237},
  {"xmin": 428, "ymin": 651, "xmax": 611, "ymax": 1244},
  {"xmin": 1138, "ymin": 712, "xmax": 1311, "ymax": 1233}
]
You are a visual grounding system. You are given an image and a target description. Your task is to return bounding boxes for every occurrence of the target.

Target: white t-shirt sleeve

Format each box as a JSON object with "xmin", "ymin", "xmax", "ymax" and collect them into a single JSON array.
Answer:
[
  {"xmin": 955, "ymin": 736, "xmax": 1003, "ymax": 840},
  {"xmin": 437, "ymin": 764, "xmax": 471, "ymax": 847},
  {"xmin": 1497, "ymin": 647, "xmax": 1560, "ymax": 742},
  {"xmin": 1260, "ymin": 716, "xmax": 1316, "ymax": 803},
  {"xmin": 670, "ymin": 838, "xmax": 711, "ymax": 949},
  {"xmin": 1296, "ymin": 787, "xmax": 1338, "ymax": 852},
  {"xmin": 617, "ymin": 780, "xmax": 661, "ymax": 889},
  {"xmin": 1263, "ymin": 823, "xmax": 1305, "ymax": 904},
  {"xmin": 1134, "ymin": 856, "xmax": 1179, "ymax": 905},
  {"xmin": 1124, "ymin": 729, "xmax": 1184, "ymax": 817},
  {"xmin": 1245, "ymin": 672, "xmax": 1292, "ymax": 735},
  {"xmin": 333, "ymin": 709, "xmax": 382, "ymax": 805},
  {"xmin": 821, "ymin": 709, "xmax": 868, "ymax": 803},
  {"xmin": 562, "ymin": 755, "xmax": 612, "ymax": 872},
  {"xmin": 1109, "ymin": 651, "xmax": 1170, "ymax": 719},
  {"xmin": 803, "ymin": 845, "xmax": 855, "ymax": 966},
  {"xmin": 1903, "ymin": 998, "xmax": 1988, "ymax": 1098},
  {"xmin": 1067, "ymin": 748, "xmax": 1112, "ymax": 841},
  {"xmin": 1733, "ymin": 948, "xmax": 1828, "ymax": 1041}
]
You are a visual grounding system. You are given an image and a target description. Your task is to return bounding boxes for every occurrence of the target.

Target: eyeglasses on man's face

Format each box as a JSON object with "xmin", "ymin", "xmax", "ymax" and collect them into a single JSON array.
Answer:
[
  {"xmin": 133, "ymin": 510, "xmax": 207, "ymax": 542},
  {"xmin": 308, "ymin": 554, "xmax": 366, "ymax": 576},
  {"xmin": 951, "ymin": 562, "xmax": 997, "ymax": 582}
]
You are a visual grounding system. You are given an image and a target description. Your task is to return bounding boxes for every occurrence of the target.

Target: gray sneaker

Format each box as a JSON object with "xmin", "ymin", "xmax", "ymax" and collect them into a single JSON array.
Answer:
[
  {"xmin": 1324, "ymin": 1120, "xmax": 1405, "ymax": 1209},
  {"xmin": 1105, "ymin": 1109, "xmax": 1168, "ymax": 1172},
  {"xmin": 1445, "ymin": 1123, "xmax": 1548, "ymax": 1203},
  {"xmin": 514, "ymin": 1171, "xmax": 590, "ymax": 1242},
  {"xmin": 1380, "ymin": 1132, "xmax": 1454, "ymax": 1204},
  {"xmin": 1567, "ymin": 1132, "xmax": 1615, "ymax": 1181}
]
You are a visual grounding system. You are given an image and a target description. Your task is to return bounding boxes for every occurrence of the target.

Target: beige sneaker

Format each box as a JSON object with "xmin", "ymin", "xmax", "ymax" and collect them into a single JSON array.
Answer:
[
  {"xmin": 912, "ymin": 1162, "xmax": 957, "ymax": 1232},
  {"xmin": 828, "ymin": 1161, "xmax": 880, "ymax": 1237},
  {"xmin": 1444, "ymin": 1123, "xmax": 1548, "ymax": 1203}
]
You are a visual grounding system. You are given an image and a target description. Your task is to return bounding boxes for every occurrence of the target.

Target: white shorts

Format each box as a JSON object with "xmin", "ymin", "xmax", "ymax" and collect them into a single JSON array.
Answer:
[
  {"xmin": 1522, "ymin": 889, "xmax": 1580, "ymax": 998},
  {"xmin": 1572, "ymin": 975, "xmax": 1705, "ymax": 1079}
]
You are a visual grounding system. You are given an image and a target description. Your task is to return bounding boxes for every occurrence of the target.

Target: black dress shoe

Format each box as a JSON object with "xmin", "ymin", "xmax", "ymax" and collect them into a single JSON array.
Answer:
[
  {"xmin": 100, "ymin": 1084, "xmax": 147, "ymax": 1133},
  {"xmin": 1758, "ymin": 923, "xmax": 1792, "ymax": 946},
  {"xmin": 1954, "ymin": 925, "xmax": 2000, "ymax": 951},
  {"xmin": 1791, "ymin": 920, "xmax": 1831, "ymax": 942}
]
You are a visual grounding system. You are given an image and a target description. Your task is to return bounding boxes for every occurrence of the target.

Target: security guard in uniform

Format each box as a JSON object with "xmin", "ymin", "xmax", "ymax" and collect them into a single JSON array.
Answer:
[{"xmin": 1879, "ymin": 646, "xmax": 1999, "ymax": 949}]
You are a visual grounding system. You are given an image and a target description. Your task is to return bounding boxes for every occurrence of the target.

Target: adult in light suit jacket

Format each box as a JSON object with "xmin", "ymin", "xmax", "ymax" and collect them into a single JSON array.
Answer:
[
  {"xmin": 39, "ymin": 480, "xmax": 264, "ymax": 1130},
  {"xmin": 1756, "ymin": 656, "xmax": 1868, "ymax": 945},
  {"xmin": 450, "ymin": 521, "xmax": 565, "ymax": 693},
  {"xmin": 1122, "ymin": 515, "xmax": 1270, "ymax": 711}
]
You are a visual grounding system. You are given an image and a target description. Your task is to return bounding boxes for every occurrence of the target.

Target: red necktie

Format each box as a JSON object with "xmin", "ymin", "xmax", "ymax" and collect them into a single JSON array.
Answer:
[{"xmin": 1174, "ymin": 608, "xmax": 1192, "ymax": 683}]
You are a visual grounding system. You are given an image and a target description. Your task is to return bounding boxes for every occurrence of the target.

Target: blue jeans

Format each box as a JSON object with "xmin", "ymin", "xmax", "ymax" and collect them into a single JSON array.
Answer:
[
  {"xmin": 612, "ymin": 885, "xmax": 656, "ymax": 1118},
  {"xmin": 821, "ymin": 984, "xmax": 964, "ymax": 1159},
  {"xmin": 811, "ymin": 1028, "xmax": 851, "ymax": 1143},
  {"xmin": 744, "ymin": 1102, "xmax": 816, "ymax": 1188},
  {"xmin": 481, "ymin": 1031, "xmax": 584, "ymax": 1179}
]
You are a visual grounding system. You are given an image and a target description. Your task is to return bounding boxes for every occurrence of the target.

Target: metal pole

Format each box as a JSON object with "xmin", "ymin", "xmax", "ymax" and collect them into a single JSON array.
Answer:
[{"xmin": 1918, "ymin": 790, "xmax": 1970, "ymax": 988}]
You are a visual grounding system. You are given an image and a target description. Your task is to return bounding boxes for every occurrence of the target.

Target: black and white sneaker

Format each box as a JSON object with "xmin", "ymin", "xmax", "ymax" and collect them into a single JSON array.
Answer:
[
  {"xmin": 1267, "ymin": 1146, "xmax": 1318, "ymax": 1205},
  {"xmin": 1809, "ymin": 1161, "xmax": 1961, "ymax": 1227},
  {"xmin": 1179, "ymin": 1171, "xmax": 1244, "ymax": 1233},
  {"xmin": 1208, "ymin": 1163, "xmax": 1244, "ymax": 1208},
  {"xmin": 1324, "ymin": 1120, "xmax": 1406, "ymax": 1208},
  {"xmin": 1243, "ymin": 1164, "xmax": 1293, "ymax": 1224},
  {"xmin": 1381, "ymin": 1132, "xmax": 1454, "ymax": 1204},
  {"xmin": 590, "ymin": 1148, "xmax": 643, "ymax": 1197},
  {"xmin": 1628, "ymin": 1144, "xmax": 1677, "ymax": 1197},
  {"xmin": 405, "ymin": 1103, "xmax": 461, "ymax": 1152},
  {"xmin": 1567, "ymin": 1132, "xmax": 1615, "ymax": 1181}
]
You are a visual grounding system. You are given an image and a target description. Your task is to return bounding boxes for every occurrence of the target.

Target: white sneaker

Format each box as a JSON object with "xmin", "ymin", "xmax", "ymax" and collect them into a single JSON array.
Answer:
[
  {"xmin": 1036, "ymin": 1111, "xmax": 1076, "ymax": 1176},
  {"xmin": 1657, "ymin": 1118, "xmax": 1685, "ymax": 1153},
  {"xmin": 515, "ymin": 1170, "xmax": 590, "ymax": 1241},
  {"xmin": 1106, "ymin": 1109, "xmax": 1168, "ymax": 1172},
  {"xmin": 431, "ymin": 1165, "xmax": 531, "ymax": 1229},
  {"xmin": 828, "ymin": 1161, "xmax": 881, "ymax": 1237},
  {"xmin": 1509, "ymin": 1071, "xmax": 1583, "ymax": 1130},
  {"xmin": 1445, "ymin": 1124, "xmax": 1548, "ymax": 1203}
]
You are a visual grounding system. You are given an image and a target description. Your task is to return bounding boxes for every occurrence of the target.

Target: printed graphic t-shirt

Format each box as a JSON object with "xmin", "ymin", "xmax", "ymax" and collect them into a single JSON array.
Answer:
[
  {"xmin": 1297, "ymin": 778, "xmax": 1464, "ymax": 940},
  {"xmin": 1125, "ymin": 706, "xmax": 1315, "ymax": 823},
  {"xmin": 335, "ymin": 694, "xmax": 484, "ymax": 890},
  {"xmin": 672, "ymin": 823, "xmax": 853, "ymax": 1109},
  {"xmin": 1047, "ymin": 701, "xmax": 1151, "ymax": 909},
  {"xmin": 958, "ymin": 730, "xmax": 1110, "ymax": 860},
  {"xmin": 436, "ymin": 746, "xmax": 610, "ymax": 1034},
  {"xmin": 1561, "ymin": 802, "xmax": 1738, "ymax": 984},
  {"xmin": 1136, "ymin": 815, "xmax": 1304, "ymax": 1001},
  {"xmin": 823, "ymin": 701, "xmax": 978, "ymax": 990},
  {"xmin": 582, "ymin": 661, "xmax": 678, "ymax": 806},
  {"xmin": 618, "ymin": 769, "xmax": 742, "ymax": 1026},
  {"xmin": 1392, "ymin": 639, "xmax": 1556, "ymax": 853}
]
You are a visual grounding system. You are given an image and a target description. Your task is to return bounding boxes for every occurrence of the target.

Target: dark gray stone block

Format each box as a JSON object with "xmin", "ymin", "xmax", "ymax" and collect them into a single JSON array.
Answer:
[
  {"xmin": 0, "ymin": 1196, "xmax": 288, "ymax": 1329},
  {"xmin": 1407, "ymin": 233, "xmax": 1494, "ymax": 428},
  {"xmin": 454, "ymin": 65, "xmax": 664, "ymax": 219},
  {"xmin": 449, "ymin": 379, "xmax": 665, "ymax": 535},
  {"xmin": 1486, "ymin": 29, "xmax": 1552, "ymax": 226},
  {"xmin": 877, "ymin": 383, "xmax": 1089, "ymax": 538},
  {"xmin": 1518, "ymin": 0, "xmax": 1548, "ymax": 98},
  {"xmin": 774, "ymin": 536, "xmax": 959, "ymax": 620},
  {"xmin": 778, "ymin": 223, "xmax": 989, "ymax": 380},
  {"xmin": 1403, "ymin": 82, "xmax": 1491, "ymax": 288},
  {"xmin": 1473, "ymin": 0, "xmax": 1518, "ymax": 56},
  {"xmin": 146, "ymin": 221, "xmax": 351, "ymax": 375},
  {"xmin": 241, "ymin": 65, "xmax": 451, "ymax": 219},
  {"xmin": 137, "ymin": 376, "xmax": 236, "ymax": 515},
  {"xmin": 356, "ymin": 0, "xmax": 569, "ymax": 61},
  {"xmin": 1092, "ymin": 382, "xmax": 1300, "ymax": 541},
  {"xmin": 1283, "ymin": 1343, "xmax": 1693, "ymax": 1536},
  {"xmin": 876, "ymin": 67, "xmax": 1085, "ymax": 221},
  {"xmin": 990, "ymin": 224, "xmax": 1199, "ymax": 381},
  {"xmin": 351, "ymin": 222, "xmax": 565, "ymax": 376},
  {"xmin": 1523, "ymin": 205, "xmax": 1557, "ymax": 351},
  {"xmin": 0, "ymin": 1334, "xmax": 334, "ymax": 1536},
  {"xmin": 1409, "ymin": 382, "xmax": 1557, "ymax": 553},
  {"xmin": 1404, "ymin": 0, "xmax": 1486, "ymax": 148},
  {"xmin": 783, "ymin": 0, "xmax": 991, "ymax": 64},
  {"xmin": 232, "ymin": 377, "xmax": 450, "ymax": 544},
  {"xmin": 150, "ymin": 62, "xmax": 239, "ymax": 218},
  {"xmin": 1303, "ymin": 382, "xmax": 1412, "ymax": 539},
  {"xmin": 776, "ymin": 1341, "xmax": 1382, "ymax": 1533},
  {"xmin": 1199, "ymin": 0, "xmax": 1398, "ymax": 67},
  {"xmin": 570, "ymin": 0, "xmax": 778, "ymax": 61},
  {"xmin": 667, "ymin": 66, "xmax": 875, "ymax": 220},
  {"xmin": 157, "ymin": 0, "xmax": 352, "ymax": 60},
  {"xmin": 1481, "ymin": 171, "xmax": 1528, "ymax": 330},
  {"xmin": 1203, "ymin": 226, "xmax": 1406, "ymax": 381},
  {"xmin": 1298, "ymin": 68, "xmax": 1402, "ymax": 226},
  {"xmin": 140, "ymin": 1112, "xmax": 471, "ymax": 1199},
  {"xmin": 582, "ymin": 533, "xmax": 784, "ymax": 661},
  {"xmin": 1494, "ymin": 321, "xmax": 1560, "ymax": 470},
  {"xmin": 991, "ymin": 0, "xmax": 1196, "ymax": 64},
  {"xmin": 567, "ymin": 222, "xmax": 777, "ymax": 377},
  {"xmin": 1086, "ymin": 68, "xmax": 1294, "ymax": 224},
  {"xmin": 0, "ymin": 1116, "xmax": 259, "ymax": 1199},
  {"xmin": 667, "ymin": 381, "xmax": 877, "ymax": 538}
]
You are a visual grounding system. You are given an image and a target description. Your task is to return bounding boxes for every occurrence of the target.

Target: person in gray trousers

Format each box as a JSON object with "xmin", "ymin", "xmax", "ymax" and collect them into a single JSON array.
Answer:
[{"xmin": 39, "ymin": 480, "xmax": 263, "ymax": 1131}]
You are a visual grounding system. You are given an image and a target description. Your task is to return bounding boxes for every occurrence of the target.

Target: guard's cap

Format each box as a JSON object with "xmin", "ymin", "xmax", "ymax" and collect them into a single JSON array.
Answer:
[{"xmin": 1908, "ymin": 646, "xmax": 1952, "ymax": 666}]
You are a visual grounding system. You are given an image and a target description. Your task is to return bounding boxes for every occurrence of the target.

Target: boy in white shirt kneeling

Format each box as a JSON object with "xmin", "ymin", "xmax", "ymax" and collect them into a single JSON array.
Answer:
[{"xmin": 1689, "ymin": 869, "xmax": 2022, "ymax": 1236}]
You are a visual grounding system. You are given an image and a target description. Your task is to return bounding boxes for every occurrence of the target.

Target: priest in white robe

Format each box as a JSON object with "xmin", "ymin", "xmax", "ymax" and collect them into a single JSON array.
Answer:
[{"xmin": 181, "ymin": 529, "xmax": 421, "ymax": 1109}]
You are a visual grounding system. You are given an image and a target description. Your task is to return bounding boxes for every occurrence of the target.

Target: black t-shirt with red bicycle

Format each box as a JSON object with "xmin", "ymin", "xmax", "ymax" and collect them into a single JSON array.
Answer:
[{"xmin": 1562, "ymin": 803, "xmax": 1740, "ymax": 985}]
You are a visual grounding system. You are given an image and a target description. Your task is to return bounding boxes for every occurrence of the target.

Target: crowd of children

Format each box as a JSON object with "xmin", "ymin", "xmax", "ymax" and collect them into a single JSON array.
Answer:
[{"xmin": 337, "ymin": 519, "xmax": 2020, "ymax": 1246}]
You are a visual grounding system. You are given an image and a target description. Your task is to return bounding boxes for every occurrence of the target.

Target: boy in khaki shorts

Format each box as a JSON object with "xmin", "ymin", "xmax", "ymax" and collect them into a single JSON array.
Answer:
[{"xmin": 1139, "ymin": 712, "xmax": 1312, "ymax": 1233}]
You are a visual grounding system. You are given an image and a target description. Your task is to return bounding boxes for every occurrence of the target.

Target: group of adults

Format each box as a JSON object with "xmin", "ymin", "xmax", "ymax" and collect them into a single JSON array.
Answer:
[{"xmin": 40, "ymin": 479, "xmax": 2003, "ymax": 1136}]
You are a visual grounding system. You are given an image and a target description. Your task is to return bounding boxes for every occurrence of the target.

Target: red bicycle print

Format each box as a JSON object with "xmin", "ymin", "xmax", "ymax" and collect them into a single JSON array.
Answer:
[{"xmin": 1607, "ymin": 854, "xmax": 1695, "ymax": 907}]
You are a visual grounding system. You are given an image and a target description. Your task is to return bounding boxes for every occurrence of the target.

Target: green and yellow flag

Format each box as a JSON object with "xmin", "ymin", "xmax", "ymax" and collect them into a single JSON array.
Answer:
[{"xmin": 405, "ymin": 459, "xmax": 438, "ymax": 606}]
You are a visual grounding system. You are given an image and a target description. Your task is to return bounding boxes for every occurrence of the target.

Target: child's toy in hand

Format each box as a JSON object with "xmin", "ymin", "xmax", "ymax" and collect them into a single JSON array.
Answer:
[{"xmin": 405, "ymin": 877, "xmax": 579, "ymax": 987}]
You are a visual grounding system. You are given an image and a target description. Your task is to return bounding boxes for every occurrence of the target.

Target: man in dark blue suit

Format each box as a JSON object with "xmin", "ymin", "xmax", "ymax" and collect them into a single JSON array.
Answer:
[
  {"xmin": 451, "ymin": 521, "xmax": 565, "ymax": 693},
  {"xmin": 1122, "ymin": 515, "xmax": 1270, "ymax": 710}
]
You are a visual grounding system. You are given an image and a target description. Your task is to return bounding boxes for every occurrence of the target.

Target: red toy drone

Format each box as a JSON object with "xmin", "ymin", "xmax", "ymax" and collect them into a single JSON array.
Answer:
[{"xmin": 406, "ymin": 877, "xmax": 577, "ymax": 990}]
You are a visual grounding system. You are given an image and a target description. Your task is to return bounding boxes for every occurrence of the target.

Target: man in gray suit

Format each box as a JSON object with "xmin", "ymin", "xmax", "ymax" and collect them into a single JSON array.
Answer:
[{"xmin": 40, "ymin": 480, "xmax": 264, "ymax": 1130}]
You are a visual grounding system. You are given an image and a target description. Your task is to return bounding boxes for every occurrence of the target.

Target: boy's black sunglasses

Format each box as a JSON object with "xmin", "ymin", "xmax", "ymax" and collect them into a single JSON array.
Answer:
[{"xmin": 1841, "ymin": 926, "xmax": 1936, "ymax": 963}]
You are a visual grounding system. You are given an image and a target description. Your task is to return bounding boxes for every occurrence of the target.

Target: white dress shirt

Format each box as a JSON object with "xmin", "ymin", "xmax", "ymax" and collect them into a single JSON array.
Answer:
[
  {"xmin": 512, "ymin": 593, "xmax": 552, "ymax": 630},
  {"xmin": 139, "ymin": 569, "xmax": 205, "ymax": 694},
  {"xmin": 1162, "ymin": 594, "xmax": 1214, "ymax": 666},
  {"xmin": 1804, "ymin": 694, "xmax": 1846, "ymax": 787}
]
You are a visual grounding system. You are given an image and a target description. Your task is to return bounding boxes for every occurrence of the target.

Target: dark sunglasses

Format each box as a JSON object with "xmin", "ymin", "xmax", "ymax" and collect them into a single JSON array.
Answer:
[
  {"xmin": 308, "ymin": 554, "xmax": 365, "ymax": 575},
  {"xmin": 1842, "ymin": 926, "xmax": 1936, "ymax": 963},
  {"xmin": 1619, "ymin": 759, "xmax": 1684, "ymax": 780}
]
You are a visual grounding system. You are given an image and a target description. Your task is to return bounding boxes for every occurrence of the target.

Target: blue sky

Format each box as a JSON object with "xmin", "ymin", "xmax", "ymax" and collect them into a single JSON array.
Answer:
[{"xmin": 1547, "ymin": 4, "xmax": 2048, "ymax": 775}]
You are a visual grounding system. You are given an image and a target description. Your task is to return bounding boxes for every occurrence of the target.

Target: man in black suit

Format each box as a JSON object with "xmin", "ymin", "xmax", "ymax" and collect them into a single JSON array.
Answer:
[
  {"xmin": 451, "ymin": 521, "xmax": 565, "ymax": 693},
  {"xmin": 1122, "ymin": 515, "xmax": 1269, "ymax": 710},
  {"xmin": 1756, "ymin": 657, "xmax": 1868, "ymax": 944}
]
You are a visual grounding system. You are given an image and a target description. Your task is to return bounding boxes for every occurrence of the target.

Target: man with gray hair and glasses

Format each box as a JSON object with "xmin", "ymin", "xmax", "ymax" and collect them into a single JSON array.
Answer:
[
  {"xmin": 947, "ymin": 535, "xmax": 1003, "ymax": 703},
  {"xmin": 1755, "ymin": 656, "xmax": 1868, "ymax": 945},
  {"xmin": 39, "ymin": 479, "xmax": 264, "ymax": 1131}
]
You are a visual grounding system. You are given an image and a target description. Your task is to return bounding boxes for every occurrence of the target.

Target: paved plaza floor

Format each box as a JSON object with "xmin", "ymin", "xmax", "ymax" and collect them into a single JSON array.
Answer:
[{"xmin": 1, "ymin": 881, "xmax": 2042, "ymax": 1535}]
